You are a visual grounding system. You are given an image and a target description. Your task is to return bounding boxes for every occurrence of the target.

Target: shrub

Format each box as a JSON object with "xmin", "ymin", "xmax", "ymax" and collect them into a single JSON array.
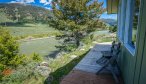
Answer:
[
  {"xmin": 31, "ymin": 53, "xmax": 42, "ymax": 62},
  {"xmin": 0, "ymin": 64, "xmax": 5, "ymax": 71},
  {"xmin": 1, "ymin": 62, "xmax": 41, "ymax": 84},
  {"xmin": 2, "ymin": 68, "xmax": 13, "ymax": 77},
  {"xmin": 81, "ymin": 35, "xmax": 93, "ymax": 44},
  {"xmin": 109, "ymin": 25, "xmax": 117, "ymax": 33},
  {"xmin": 0, "ymin": 27, "xmax": 28, "ymax": 81},
  {"xmin": 0, "ymin": 27, "xmax": 22, "ymax": 68},
  {"xmin": 64, "ymin": 44, "xmax": 77, "ymax": 52}
]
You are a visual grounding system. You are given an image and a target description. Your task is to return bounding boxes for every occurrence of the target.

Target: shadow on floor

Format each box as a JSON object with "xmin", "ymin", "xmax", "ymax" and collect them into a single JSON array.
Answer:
[{"xmin": 44, "ymin": 50, "xmax": 89, "ymax": 84}]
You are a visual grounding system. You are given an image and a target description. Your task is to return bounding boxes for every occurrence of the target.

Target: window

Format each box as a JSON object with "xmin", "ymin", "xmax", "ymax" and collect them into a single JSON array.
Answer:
[
  {"xmin": 125, "ymin": 0, "xmax": 140, "ymax": 55},
  {"xmin": 130, "ymin": 0, "xmax": 140, "ymax": 48},
  {"xmin": 118, "ymin": 0, "xmax": 141, "ymax": 55}
]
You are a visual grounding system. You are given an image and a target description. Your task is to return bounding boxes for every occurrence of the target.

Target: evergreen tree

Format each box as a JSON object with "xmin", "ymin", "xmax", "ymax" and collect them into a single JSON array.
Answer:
[
  {"xmin": 0, "ymin": 27, "xmax": 21, "ymax": 68},
  {"xmin": 49, "ymin": 0, "xmax": 105, "ymax": 51}
]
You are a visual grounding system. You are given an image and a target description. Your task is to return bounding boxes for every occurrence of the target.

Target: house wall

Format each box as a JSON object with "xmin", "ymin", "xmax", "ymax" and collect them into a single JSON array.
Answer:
[
  {"xmin": 138, "ymin": 34, "xmax": 146, "ymax": 84},
  {"xmin": 134, "ymin": 0, "xmax": 146, "ymax": 83},
  {"xmin": 117, "ymin": 0, "xmax": 146, "ymax": 84},
  {"xmin": 118, "ymin": 41, "xmax": 137, "ymax": 84}
]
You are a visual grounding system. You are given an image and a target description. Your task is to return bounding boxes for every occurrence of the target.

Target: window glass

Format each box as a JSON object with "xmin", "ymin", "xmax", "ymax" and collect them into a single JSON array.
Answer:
[{"xmin": 131, "ymin": 0, "xmax": 140, "ymax": 48}]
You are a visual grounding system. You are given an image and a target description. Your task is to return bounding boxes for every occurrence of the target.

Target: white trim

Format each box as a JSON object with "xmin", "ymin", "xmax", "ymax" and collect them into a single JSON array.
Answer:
[
  {"xmin": 118, "ymin": 37, "xmax": 124, "ymax": 44},
  {"xmin": 117, "ymin": 0, "xmax": 139, "ymax": 56},
  {"xmin": 125, "ymin": 43, "xmax": 135, "ymax": 56},
  {"xmin": 119, "ymin": 0, "xmax": 127, "ymax": 41},
  {"xmin": 124, "ymin": 0, "xmax": 134, "ymax": 44},
  {"xmin": 117, "ymin": 0, "xmax": 121, "ymax": 38},
  {"xmin": 124, "ymin": 0, "xmax": 139, "ymax": 56},
  {"xmin": 117, "ymin": 0, "xmax": 127, "ymax": 42}
]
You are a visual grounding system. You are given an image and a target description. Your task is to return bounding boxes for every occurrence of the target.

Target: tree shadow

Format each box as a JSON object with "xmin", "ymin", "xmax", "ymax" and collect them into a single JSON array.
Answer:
[
  {"xmin": 44, "ymin": 50, "xmax": 60, "ymax": 59},
  {"xmin": 44, "ymin": 50, "xmax": 89, "ymax": 84},
  {"xmin": 0, "ymin": 22, "xmax": 33, "ymax": 27}
]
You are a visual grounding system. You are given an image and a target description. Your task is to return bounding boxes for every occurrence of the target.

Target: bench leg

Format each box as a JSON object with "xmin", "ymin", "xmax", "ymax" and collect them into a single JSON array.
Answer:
[{"xmin": 109, "ymin": 66, "xmax": 120, "ymax": 84}]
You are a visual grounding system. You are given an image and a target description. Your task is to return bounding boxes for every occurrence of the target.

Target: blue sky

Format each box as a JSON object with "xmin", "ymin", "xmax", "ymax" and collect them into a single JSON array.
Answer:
[{"xmin": 0, "ymin": 0, "xmax": 117, "ymax": 20}]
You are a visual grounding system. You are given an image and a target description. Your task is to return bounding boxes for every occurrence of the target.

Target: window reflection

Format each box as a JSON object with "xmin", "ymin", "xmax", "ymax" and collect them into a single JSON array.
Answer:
[{"xmin": 131, "ymin": 0, "xmax": 140, "ymax": 47}]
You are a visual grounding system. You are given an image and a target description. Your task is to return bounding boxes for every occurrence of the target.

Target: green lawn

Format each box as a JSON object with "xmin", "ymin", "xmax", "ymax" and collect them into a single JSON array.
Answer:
[
  {"xmin": 2, "ymin": 22, "xmax": 62, "ymax": 58},
  {"xmin": 93, "ymin": 30, "xmax": 110, "ymax": 35},
  {"xmin": 19, "ymin": 37, "xmax": 61, "ymax": 59},
  {"xmin": 5, "ymin": 23, "xmax": 59, "ymax": 37}
]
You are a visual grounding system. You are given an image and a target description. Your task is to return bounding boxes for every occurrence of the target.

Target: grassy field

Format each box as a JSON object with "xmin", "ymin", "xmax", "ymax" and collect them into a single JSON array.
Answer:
[
  {"xmin": 19, "ymin": 37, "xmax": 61, "ymax": 59},
  {"xmin": 5, "ymin": 23, "xmax": 59, "ymax": 37},
  {"xmin": 0, "ymin": 12, "xmax": 59, "ymax": 38},
  {"xmin": 93, "ymin": 30, "xmax": 110, "ymax": 35},
  {"xmin": 1, "ymin": 21, "xmax": 62, "ymax": 58},
  {"xmin": 18, "ymin": 30, "xmax": 112, "ymax": 58}
]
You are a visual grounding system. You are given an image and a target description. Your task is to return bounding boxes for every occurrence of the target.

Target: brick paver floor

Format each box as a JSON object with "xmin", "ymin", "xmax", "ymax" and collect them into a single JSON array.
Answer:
[{"xmin": 60, "ymin": 70, "xmax": 122, "ymax": 84}]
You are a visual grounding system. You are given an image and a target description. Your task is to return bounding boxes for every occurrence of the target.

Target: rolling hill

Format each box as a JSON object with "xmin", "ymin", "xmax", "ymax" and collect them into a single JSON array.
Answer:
[
  {"xmin": 0, "ymin": 3, "xmax": 52, "ymax": 23},
  {"xmin": 101, "ymin": 19, "xmax": 117, "ymax": 26}
]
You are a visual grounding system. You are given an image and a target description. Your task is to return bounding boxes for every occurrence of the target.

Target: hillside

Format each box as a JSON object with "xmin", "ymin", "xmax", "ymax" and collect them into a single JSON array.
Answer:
[
  {"xmin": 0, "ymin": 11, "xmax": 12, "ymax": 23},
  {"xmin": 0, "ymin": 3, "xmax": 52, "ymax": 23},
  {"xmin": 101, "ymin": 19, "xmax": 117, "ymax": 26}
]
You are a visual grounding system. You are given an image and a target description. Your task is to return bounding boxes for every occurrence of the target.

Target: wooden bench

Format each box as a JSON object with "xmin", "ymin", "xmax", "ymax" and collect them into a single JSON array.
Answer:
[{"xmin": 96, "ymin": 41, "xmax": 121, "ymax": 84}]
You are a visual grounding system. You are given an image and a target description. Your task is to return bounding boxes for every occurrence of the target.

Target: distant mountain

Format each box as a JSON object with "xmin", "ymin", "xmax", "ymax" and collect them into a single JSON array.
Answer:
[
  {"xmin": 0, "ymin": 3, "xmax": 53, "ymax": 23},
  {"xmin": 100, "ymin": 19, "xmax": 117, "ymax": 26}
]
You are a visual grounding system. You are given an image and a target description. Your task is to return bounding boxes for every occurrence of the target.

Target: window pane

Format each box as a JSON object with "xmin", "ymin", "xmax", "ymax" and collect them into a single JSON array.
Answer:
[{"xmin": 131, "ymin": 0, "xmax": 140, "ymax": 47}]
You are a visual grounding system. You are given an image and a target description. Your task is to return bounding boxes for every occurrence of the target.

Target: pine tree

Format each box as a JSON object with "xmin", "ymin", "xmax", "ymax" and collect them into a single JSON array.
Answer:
[
  {"xmin": 0, "ymin": 27, "xmax": 21, "ymax": 68},
  {"xmin": 49, "ymin": 0, "xmax": 105, "ymax": 51}
]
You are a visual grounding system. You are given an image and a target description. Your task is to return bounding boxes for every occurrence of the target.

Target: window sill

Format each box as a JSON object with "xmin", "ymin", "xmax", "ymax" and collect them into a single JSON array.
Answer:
[
  {"xmin": 117, "ymin": 37, "xmax": 124, "ymax": 44},
  {"xmin": 124, "ymin": 43, "xmax": 135, "ymax": 56}
]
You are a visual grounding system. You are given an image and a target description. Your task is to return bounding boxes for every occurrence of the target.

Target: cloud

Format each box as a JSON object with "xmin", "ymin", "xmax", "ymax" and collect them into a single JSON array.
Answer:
[
  {"xmin": 10, "ymin": 1, "xmax": 17, "ymax": 3},
  {"xmin": 40, "ymin": 0, "xmax": 47, "ymax": 3},
  {"xmin": 45, "ymin": 7, "xmax": 52, "ymax": 10},
  {"xmin": 10, "ymin": 0, "xmax": 35, "ymax": 4},
  {"xmin": 40, "ymin": 0, "xmax": 52, "ymax": 5}
]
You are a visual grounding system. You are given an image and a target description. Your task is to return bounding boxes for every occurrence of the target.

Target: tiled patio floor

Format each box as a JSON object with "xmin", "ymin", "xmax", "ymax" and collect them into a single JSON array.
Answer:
[
  {"xmin": 61, "ymin": 70, "xmax": 116, "ymax": 84},
  {"xmin": 60, "ymin": 42, "xmax": 123, "ymax": 84}
]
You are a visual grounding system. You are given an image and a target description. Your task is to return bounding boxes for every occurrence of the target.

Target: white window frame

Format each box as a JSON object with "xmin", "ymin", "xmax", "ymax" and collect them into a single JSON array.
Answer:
[
  {"xmin": 118, "ymin": 0, "xmax": 140, "ymax": 56},
  {"xmin": 117, "ymin": 0, "xmax": 127, "ymax": 43},
  {"xmin": 124, "ymin": 0, "xmax": 136, "ymax": 56},
  {"xmin": 117, "ymin": 0, "xmax": 121, "ymax": 40}
]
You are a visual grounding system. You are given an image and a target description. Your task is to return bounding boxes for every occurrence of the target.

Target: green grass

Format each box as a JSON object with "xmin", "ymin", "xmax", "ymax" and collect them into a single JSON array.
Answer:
[
  {"xmin": 93, "ymin": 30, "xmax": 110, "ymax": 36},
  {"xmin": 22, "ymin": 76, "xmax": 45, "ymax": 84},
  {"xmin": 49, "ymin": 54, "xmax": 88, "ymax": 84},
  {"xmin": 5, "ymin": 23, "xmax": 59, "ymax": 37},
  {"xmin": 19, "ymin": 37, "xmax": 61, "ymax": 59},
  {"xmin": 20, "ymin": 44, "xmax": 90, "ymax": 84},
  {"xmin": 0, "ymin": 12, "xmax": 59, "ymax": 39},
  {"xmin": 47, "ymin": 46, "xmax": 90, "ymax": 84}
]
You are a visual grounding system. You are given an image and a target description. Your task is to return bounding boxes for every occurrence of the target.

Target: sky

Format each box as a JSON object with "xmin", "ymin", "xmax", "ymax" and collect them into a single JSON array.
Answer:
[{"xmin": 0, "ymin": 0, "xmax": 117, "ymax": 20}]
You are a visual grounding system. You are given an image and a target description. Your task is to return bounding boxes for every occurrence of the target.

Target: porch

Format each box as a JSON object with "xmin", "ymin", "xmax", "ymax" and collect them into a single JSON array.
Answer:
[{"xmin": 60, "ymin": 43, "xmax": 123, "ymax": 84}]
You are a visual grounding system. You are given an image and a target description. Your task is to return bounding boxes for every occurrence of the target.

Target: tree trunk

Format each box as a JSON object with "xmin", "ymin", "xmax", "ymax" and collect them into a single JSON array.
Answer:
[
  {"xmin": 76, "ymin": 39, "xmax": 80, "ymax": 47},
  {"xmin": 5, "ymin": 22, "xmax": 7, "ymax": 26},
  {"xmin": 75, "ymin": 31, "xmax": 80, "ymax": 47}
]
